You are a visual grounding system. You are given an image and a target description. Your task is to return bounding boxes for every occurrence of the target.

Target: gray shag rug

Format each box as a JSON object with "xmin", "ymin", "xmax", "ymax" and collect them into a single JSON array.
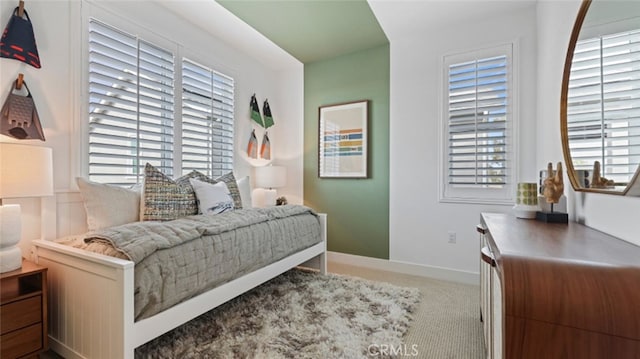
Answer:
[{"xmin": 135, "ymin": 269, "xmax": 421, "ymax": 358}]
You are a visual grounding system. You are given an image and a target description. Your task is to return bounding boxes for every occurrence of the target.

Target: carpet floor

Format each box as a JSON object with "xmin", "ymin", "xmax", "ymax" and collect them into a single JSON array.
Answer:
[
  {"xmin": 43, "ymin": 263, "xmax": 483, "ymax": 359},
  {"xmin": 135, "ymin": 269, "xmax": 421, "ymax": 358},
  {"xmin": 329, "ymin": 262, "xmax": 484, "ymax": 359}
]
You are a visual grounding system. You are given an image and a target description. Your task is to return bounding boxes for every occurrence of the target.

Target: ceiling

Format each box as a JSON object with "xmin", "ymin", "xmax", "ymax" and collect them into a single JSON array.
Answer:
[
  {"xmin": 216, "ymin": 0, "xmax": 389, "ymax": 64},
  {"xmin": 368, "ymin": 0, "xmax": 537, "ymax": 40},
  {"xmin": 185, "ymin": 0, "xmax": 537, "ymax": 69}
]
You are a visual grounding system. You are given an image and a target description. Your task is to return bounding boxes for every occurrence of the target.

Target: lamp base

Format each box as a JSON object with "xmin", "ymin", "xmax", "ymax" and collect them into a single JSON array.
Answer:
[
  {"xmin": 0, "ymin": 246, "xmax": 22, "ymax": 273},
  {"xmin": 263, "ymin": 189, "xmax": 277, "ymax": 207},
  {"xmin": 0, "ymin": 204, "xmax": 24, "ymax": 273},
  {"xmin": 535, "ymin": 211, "xmax": 568, "ymax": 224}
]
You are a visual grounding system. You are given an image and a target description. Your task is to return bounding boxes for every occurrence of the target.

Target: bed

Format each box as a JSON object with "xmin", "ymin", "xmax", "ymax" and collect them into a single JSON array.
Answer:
[{"xmin": 31, "ymin": 177, "xmax": 327, "ymax": 359}]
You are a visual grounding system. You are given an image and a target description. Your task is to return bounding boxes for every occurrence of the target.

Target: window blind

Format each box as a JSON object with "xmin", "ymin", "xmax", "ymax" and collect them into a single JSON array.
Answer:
[
  {"xmin": 181, "ymin": 59, "xmax": 234, "ymax": 178},
  {"xmin": 88, "ymin": 19, "xmax": 175, "ymax": 185},
  {"xmin": 447, "ymin": 55, "xmax": 509, "ymax": 188},
  {"xmin": 567, "ymin": 29, "xmax": 640, "ymax": 185}
]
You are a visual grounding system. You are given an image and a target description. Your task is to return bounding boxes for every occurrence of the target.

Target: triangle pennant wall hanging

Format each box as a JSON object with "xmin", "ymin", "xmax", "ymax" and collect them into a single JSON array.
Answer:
[
  {"xmin": 263, "ymin": 99, "xmax": 274, "ymax": 129},
  {"xmin": 260, "ymin": 132, "xmax": 271, "ymax": 160},
  {"xmin": 0, "ymin": 5, "xmax": 42, "ymax": 68},
  {"xmin": 1, "ymin": 76, "xmax": 45, "ymax": 140},
  {"xmin": 246, "ymin": 129, "xmax": 258, "ymax": 159},
  {"xmin": 250, "ymin": 94, "xmax": 263, "ymax": 127}
]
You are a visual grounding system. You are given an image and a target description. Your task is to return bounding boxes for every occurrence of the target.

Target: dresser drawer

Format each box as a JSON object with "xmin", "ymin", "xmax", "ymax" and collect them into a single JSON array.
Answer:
[
  {"xmin": 0, "ymin": 322, "xmax": 43, "ymax": 358},
  {"xmin": 0, "ymin": 295, "xmax": 42, "ymax": 335}
]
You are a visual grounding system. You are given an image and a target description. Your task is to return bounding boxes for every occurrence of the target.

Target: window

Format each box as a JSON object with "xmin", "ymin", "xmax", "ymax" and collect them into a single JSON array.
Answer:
[
  {"xmin": 442, "ymin": 44, "xmax": 514, "ymax": 203},
  {"xmin": 88, "ymin": 20, "xmax": 175, "ymax": 185},
  {"xmin": 567, "ymin": 29, "xmax": 640, "ymax": 185},
  {"xmin": 181, "ymin": 59, "xmax": 234, "ymax": 178},
  {"xmin": 87, "ymin": 19, "xmax": 234, "ymax": 185}
]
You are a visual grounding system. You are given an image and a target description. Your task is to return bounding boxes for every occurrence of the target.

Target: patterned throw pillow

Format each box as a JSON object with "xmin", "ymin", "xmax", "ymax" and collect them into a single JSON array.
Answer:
[
  {"xmin": 141, "ymin": 164, "xmax": 200, "ymax": 221},
  {"xmin": 179, "ymin": 170, "xmax": 242, "ymax": 210},
  {"xmin": 141, "ymin": 163, "xmax": 242, "ymax": 221},
  {"xmin": 189, "ymin": 178, "xmax": 234, "ymax": 214}
]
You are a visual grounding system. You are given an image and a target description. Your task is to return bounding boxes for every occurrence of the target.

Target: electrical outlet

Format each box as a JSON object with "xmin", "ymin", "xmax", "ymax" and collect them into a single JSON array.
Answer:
[{"xmin": 448, "ymin": 231, "xmax": 456, "ymax": 244}]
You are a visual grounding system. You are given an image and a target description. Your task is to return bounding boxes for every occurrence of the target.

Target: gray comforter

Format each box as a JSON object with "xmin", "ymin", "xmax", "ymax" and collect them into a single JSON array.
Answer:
[{"xmin": 84, "ymin": 205, "xmax": 322, "ymax": 320}]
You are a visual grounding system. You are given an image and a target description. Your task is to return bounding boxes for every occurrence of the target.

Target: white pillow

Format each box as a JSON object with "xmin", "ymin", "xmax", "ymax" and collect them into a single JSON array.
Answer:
[
  {"xmin": 236, "ymin": 176, "xmax": 252, "ymax": 209},
  {"xmin": 76, "ymin": 177, "xmax": 140, "ymax": 231},
  {"xmin": 189, "ymin": 178, "xmax": 234, "ymax": 215}
]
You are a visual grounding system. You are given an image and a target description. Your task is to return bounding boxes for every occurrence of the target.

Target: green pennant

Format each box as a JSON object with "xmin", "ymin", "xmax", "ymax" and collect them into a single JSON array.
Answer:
[
  {"xmin": 263, "ymin": 99, "xmax": 274, "ymax": 129},
  {"xmin": 250, "ymin": 94, "xmax": 264, "ymax": 127}
]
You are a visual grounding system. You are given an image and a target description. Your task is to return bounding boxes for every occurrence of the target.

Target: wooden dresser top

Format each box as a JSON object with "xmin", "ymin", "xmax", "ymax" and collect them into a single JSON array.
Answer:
[
  {"xmin": 481, "ymin": 212, "xmax": 640, "ymax": 267},
  {"xmin": 481, "ymin": 212, "xmax": 640, "ymax": 348}
]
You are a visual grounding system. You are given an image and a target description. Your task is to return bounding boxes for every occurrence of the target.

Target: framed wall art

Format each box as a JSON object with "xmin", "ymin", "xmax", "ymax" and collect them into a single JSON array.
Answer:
[{"xmin": 318, "ymin": 100, "xmax": 368, "ymax": 178}]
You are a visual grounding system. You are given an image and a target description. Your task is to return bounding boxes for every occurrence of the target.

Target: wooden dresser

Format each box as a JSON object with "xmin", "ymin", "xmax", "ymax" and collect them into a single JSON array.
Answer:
[
  {"xmin": 478, "ymin": 213, "xmax": 640, "ymax": 359},
  {"xmin": 0, "ymin": 260, "xmax": 48, "ymax": 359}
]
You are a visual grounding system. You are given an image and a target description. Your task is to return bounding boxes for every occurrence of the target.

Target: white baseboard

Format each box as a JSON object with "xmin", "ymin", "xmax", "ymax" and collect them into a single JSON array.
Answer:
[{"xmin": 327, "ymin": 251, "xmax": 479, "ymax": 286}]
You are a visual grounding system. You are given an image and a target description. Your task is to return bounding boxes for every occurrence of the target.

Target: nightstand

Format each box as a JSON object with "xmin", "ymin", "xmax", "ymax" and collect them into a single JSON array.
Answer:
[{"xmin": 1, "ymin": 260, "xmax": 48, "ymax": 359}]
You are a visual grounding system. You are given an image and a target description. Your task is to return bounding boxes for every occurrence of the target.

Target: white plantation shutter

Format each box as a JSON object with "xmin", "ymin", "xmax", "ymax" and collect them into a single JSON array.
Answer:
[
  {"xmin": 567, "ymin": 29, "xmax": 640, "ymax": 185},
  {"xmin": 88, "ymin": 20, "xmax": 174, "ymax": 185},
  {"xmin": 443, "ymin": 45, "xmax": 513, "ymax": 202},
  {"xmin": 87, "ymin": 19, "xmax": 236, "ymax": 185},
  {"xmin": 181, "ymin": 59, "xmax": 234, "ymax": 177}
]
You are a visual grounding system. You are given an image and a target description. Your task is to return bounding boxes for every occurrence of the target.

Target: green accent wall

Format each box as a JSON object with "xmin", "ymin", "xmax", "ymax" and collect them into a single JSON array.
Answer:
[
  {"xmin": 304, "ymin": 44, "xmax": 390, "ymax": 259},
  {"xmin": 217, "ymin": 0, "xmax": 388, "ymax": 64}
]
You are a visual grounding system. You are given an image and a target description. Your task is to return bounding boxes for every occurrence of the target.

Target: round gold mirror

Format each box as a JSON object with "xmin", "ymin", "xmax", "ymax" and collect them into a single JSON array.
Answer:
[{"xmin": 561, "ymin": 0, "xmax": 640, "ymax": 196}]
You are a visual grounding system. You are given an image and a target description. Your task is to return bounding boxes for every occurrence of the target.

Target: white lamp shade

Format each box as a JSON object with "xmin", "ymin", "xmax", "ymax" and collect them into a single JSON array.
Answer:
[
  {"xmin": 0, "ymin": 143, "xmax": 53, "ymax": 198},
  {"xmin": 254, "ymin": 166, "xmax": 286, "ymax": 189}
]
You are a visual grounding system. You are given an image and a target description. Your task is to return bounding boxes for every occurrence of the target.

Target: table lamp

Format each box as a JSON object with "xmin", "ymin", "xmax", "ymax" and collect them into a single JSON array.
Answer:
[
  {"xmin": 254, "ymin": 165, "xmax": 286, "ymax": 207},
  {"xmin": 0, "ymin": 143, "xmax": 53, "ymax": 273}
]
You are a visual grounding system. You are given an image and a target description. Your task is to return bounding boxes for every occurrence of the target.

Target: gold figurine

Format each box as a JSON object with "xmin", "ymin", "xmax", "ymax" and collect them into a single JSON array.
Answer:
[
  {"xmin": 543, "ymin": 162, "xmax": 564, "ymax": 204},
  {"xmin": 591, "ymin": 161, "xmax": 615, "ymax": 188}
]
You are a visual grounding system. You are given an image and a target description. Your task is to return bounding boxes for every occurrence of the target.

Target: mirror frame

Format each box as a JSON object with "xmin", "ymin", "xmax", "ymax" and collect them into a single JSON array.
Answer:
[{"xmin": 560, "ymin": 0, "xmax": 640, "ymax": 195}]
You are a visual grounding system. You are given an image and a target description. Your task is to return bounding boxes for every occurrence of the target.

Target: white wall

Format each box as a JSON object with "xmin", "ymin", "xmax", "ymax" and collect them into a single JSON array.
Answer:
[
  {"xmin": 377, "ymin": 4, "xmax": 538, "ymax": 275},
  {"xmin": 273, "ymin": 67, "xmax": 304, "ymax": 205},
  {"xmin": 6, "ymin": 0, "xmax": 637, "ymax": 275},
  {"xmin": 375, "ymin": 0, "xmax": 640, "ymax": 279},
  {"xmin": 537, "ymin": 0, "xmax": 640, "ymax": 248},
  {"xmin": 0, "ymin": 0, "xmax": 76, "ymax": 251},
  {"xmin": 0, "ymin": 0, "xmax": 303, "ymax": 249}
]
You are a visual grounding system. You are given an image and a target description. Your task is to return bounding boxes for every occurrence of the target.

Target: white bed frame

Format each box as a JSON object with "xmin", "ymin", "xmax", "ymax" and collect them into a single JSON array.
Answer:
[{"xmin": 32, "ymin": 214, "xmax": 326, "ymax": 359}]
